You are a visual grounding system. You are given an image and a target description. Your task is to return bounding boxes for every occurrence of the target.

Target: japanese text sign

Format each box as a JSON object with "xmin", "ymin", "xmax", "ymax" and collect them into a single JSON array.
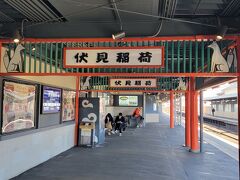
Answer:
[
  {"xmin": 109, "ymin": 78, "xmax": 157, "ymax": 88},
  {"xmin": 64, "ymin": 47, "xmax": 164, "ymax": 68}
]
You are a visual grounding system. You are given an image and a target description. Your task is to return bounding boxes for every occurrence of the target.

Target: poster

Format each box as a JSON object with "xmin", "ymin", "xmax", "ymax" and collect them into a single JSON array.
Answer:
[
  {"xmin": 2, "ymin": 81, "xmax": 36, "ymax": 133},
  {"xmin": 62, "ymin": 90, "xmax": 76, "ymax": 122}
]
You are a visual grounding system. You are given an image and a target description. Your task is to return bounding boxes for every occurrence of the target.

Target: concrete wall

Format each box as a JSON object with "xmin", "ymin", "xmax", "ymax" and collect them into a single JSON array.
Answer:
[
  {"xmin": 0, "ymin": 123, "xmax": 75, "ymax": 180},
  {"xmin": 0, "ymin": 55, "xmax": 77, "ymax": 180}
]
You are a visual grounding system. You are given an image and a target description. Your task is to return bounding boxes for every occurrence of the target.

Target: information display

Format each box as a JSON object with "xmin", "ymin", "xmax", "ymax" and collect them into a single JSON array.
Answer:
[
  {"xmin": 119, "ymin": 96, "xmax": 138, "ymax": 106},
  {"xmin": 42, "ymin": 86, "xmax": 61, "ymax": 113},
  {"xmin": 2, "ymin": 81, "xmax": 36, "ymax": 133}
]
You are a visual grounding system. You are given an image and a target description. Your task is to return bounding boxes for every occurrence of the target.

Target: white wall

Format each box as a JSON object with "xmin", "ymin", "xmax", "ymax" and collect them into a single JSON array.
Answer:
[
  {"xmin": 15, "ymin": 76, "xmax": 77, "ymax": 90},
  {"xmin": 0, "ymin": 124, "xmax": 75, "ymax": 180}
]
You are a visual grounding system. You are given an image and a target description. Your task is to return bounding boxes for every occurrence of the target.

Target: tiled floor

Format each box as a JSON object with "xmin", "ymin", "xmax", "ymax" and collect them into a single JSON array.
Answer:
[{"xmin": 13, "ymin": 115, "xmax": 238, "ymax": 180}]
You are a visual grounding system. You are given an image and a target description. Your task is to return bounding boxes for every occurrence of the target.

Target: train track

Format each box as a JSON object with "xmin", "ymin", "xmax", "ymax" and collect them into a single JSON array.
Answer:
[{"xmin": 203, "ymin": 124, "xmax": 238, "ymax": 144}]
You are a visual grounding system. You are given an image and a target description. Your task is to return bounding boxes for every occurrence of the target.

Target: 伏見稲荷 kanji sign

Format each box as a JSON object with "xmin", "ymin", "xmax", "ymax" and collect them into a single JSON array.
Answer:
[
  {"xmin": 109, "ymin": 78, "xmax": 157, "ymax": 88},
  {"xmin": 64, "ymin": 47, "xmax": 164, "ymax": 68}
]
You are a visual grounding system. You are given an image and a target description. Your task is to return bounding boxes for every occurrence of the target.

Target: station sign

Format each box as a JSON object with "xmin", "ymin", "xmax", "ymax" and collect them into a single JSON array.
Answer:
[
  {"xmin": 109, "ymin": 78, "xmax": 157, "ymax": 88},
  {"xmin": 63, "ymin": 47, "xmax": 164, "ymax": 68}
]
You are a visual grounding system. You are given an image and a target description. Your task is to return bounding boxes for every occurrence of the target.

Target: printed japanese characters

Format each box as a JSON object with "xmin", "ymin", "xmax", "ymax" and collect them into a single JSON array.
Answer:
[
  {"xmin": 64, "ymin": 47, "xmax": 164, "ymax": 67},
  {"xmin": 110, "ymin": 78, "xmax": 157, "ymax": 88}
]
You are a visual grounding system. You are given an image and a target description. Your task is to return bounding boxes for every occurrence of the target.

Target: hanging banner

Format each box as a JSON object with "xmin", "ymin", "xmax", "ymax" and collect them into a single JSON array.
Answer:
[
  {"xmin": 64, "ymin": 47, "xmax": 164, "ymax": 68},
  {"xmin": 109, "ymin": 78, "xmax": 157, "ymax": 88}
]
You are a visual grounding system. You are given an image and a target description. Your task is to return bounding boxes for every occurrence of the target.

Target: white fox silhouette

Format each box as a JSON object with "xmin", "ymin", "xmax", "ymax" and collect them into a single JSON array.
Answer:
[
  {"xmin": 208, "ymin": 42, "xmax": 233, "ymax": 72},
  {"xmin": 176, "ymin": 77, "xmax": 186, "ymax": 90},
  {"xmin": 80, "ymin": 76, "xmax": 91, "ymax": 90},
  {"xmin": 3, "ymin": 44, "xmax": 25, "ymax": 72}
]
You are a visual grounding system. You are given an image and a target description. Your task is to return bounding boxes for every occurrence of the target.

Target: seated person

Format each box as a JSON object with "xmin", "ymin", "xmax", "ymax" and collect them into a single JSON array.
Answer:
[
  {"xmin": 105, "ymin": 113, "xmax": 114, "ymax": 135},
  {"xmin": 115, "ymin": 113, "xmax": 126, "ymax": 136}
]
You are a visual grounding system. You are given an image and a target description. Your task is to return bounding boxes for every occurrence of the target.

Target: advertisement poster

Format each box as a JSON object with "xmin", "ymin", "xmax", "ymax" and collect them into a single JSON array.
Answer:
[
  {"xmin": 2, "ymin": 81, "xmax": 36, "ymax": 133},
  {"xmin": 119, "ymin": 96, "xmax": 138, "ymax": 106},
  {"xmin": 42, "ymin": 86, "xmax": 61, "ymax": 113},
  {"xmin": 62, "ymin": 90, "xmax": 76, "ymax": 122}
]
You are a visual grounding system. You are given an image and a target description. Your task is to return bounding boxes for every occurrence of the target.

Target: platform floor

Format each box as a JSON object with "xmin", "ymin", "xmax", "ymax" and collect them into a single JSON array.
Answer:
[{"xmin": 13, "ymin": 115, "xmax": 238, "ymax": 180}]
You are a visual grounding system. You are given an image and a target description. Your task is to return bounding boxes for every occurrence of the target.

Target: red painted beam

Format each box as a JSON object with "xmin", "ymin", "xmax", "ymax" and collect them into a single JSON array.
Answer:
[
  {"xmin": 190, "ymin": 77, "xmax": 199, "ymax": 153},
  {"xmin": 0, "ymin": 42, "xmax": 2, "ymax": 72},
  {"xmin": 170, "ymin": 91, "xmax": 174, "ymax": 129},
  {"xmin": 185, "ymin": 81, "xmax": 191, "ymax": 148},
  {"xmin": 74, "ymin": 76, "xmax": 80, "ymax": 146},
  {"xmin": 0, "ymin": 35, "xmax": 237, "ymax": 43},
  {"xmin": 0, "ymin": 72, "xmax": 238, "ymax": 77},
  {"xmin": 236, "ymin": 36, "xmax": 240, "ymax": 178},
  {"xmin": 79, "ymin": 90, "xmax": 187, "ymax": 93}
]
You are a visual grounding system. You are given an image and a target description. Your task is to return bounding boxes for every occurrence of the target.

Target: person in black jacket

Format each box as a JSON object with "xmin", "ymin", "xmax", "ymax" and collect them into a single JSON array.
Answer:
[
  {"xmin": 115, "ymin": 113, "xmax": 125, "ymax": 136},
  {"xmin": 105, "ymin": 113, "xmax": 114, "ymax": 135}
]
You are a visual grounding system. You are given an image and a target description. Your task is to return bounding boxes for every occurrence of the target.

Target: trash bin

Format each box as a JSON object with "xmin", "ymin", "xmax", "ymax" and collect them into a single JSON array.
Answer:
[{"xmin": 79, "ymin": 122, "xmax": 95, "ymax": 147}]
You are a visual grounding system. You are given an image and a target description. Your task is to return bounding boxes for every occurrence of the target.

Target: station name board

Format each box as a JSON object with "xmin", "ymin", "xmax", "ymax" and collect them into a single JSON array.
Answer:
[
  {"xmin": 64, "ymin": 47, "xmax": 164, "ymax": 68},
  {"xmin": 109, "ymin": 78, "xmax": 157, "ymax": 88}
]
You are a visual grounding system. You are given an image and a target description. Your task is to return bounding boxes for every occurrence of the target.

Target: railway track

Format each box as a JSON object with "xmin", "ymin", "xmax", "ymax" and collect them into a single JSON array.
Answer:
[{"xmin": 203, "ymin": 124, "xmax": 238, "ymax": 144}]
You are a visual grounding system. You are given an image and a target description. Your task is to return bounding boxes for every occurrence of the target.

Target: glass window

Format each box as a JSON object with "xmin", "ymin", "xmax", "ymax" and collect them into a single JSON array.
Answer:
[
  {"xmin": 224, "ymin": 104, "xmax": 231, "ymax": 112},
  {"xmin": 216, "ymin": 103, "xmax": 223, "ymax": 111},
  {"xmin": 233, "ymin": 103, "xmax": 238, "ymax": 112},
  {"xmin": 2, "ymin": 81, "xmax": 36, "ymax": 133}
]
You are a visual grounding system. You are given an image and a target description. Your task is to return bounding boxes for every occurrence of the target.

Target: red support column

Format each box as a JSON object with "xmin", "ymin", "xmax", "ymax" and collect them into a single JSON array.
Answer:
[
  {"xmin": 185, "ymin": 81, "xmax": 191, "ymax": 147},
  {"xmin": 0, "ymin": 43, "xmax": 2, "ymax": 72},
  {"xmin": 236, "ymin": 36, "xmax": 240, "ymax": 177},
  {"xmin": 170, "ymin": 91, "xmax": 174, "ymax": 128},
  {"xmin": 74, "ymin": 76, "xmax": 80, "ymax": 146},
  {"xmin": 190, "ymin": 77, "xmax": 199, "ymax": 152}
]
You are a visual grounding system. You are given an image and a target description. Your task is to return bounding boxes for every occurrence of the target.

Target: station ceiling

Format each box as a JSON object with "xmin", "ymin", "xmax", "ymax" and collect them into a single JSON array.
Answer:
[{"xmin": 0, "ymin": 0, "xmax": 239, "ymax": 38}]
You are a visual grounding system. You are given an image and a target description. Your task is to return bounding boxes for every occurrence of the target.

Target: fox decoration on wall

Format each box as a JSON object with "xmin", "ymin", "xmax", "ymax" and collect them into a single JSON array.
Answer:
[
  {"xmin": 80, "ymin": 76, "xmax": 91, "ymax": 90},
  {"xmin": 208, "ymin": 42, "xmax": 234, "ymax": 72},
  {"xmin": 3, "ymin": 44, "xmax": 25, "ymax": 72},
  {"xmin": 175, "ymin": 77, "xmax": 186, "ymax": 90}
]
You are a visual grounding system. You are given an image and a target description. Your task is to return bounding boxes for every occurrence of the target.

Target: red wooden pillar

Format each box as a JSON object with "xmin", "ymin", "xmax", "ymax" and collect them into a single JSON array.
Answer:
[
  {"xmin": 74, "ymin": 76, "xmax": 80, "ymax": 146},
  {"xmin": 190, "ymin": 77, "xmax": 199, "ymax": 152},
  {"xmin": 185, "ymin": 80, "xmax": 191, "ymax": 147},
  {"xmin": 236, "ymin": 36, "xmax": 240, "ymax": 177},
  {"xmin": 170, "ymin": 91, "xmax": 174, "ymax": 128},
  {"xmin": 0, "ymin": 42, "xmax": 2, "ymax": 72}
]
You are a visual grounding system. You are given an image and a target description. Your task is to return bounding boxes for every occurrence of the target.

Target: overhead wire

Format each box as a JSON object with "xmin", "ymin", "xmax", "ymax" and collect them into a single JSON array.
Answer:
[{"xmin": 112, "ymin": 0, "xmax": 123, "ymax": 31}]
